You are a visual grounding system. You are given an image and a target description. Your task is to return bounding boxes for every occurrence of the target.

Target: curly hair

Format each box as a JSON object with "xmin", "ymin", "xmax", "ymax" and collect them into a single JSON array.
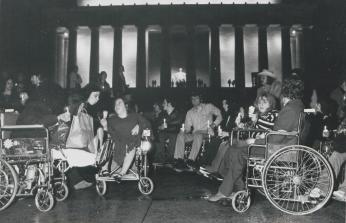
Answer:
[
  {"xmin": 254, "ymin": 92, "xmax": 277, "ymax": 113},
  {"xmin": 281, "ymin": 78, "xmax": 304, "ymax": 100}
]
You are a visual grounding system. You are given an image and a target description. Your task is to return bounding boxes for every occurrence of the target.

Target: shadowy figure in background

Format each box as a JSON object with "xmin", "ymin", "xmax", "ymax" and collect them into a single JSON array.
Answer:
[
  {"xmin": 0, "ymin": 77, "xmax": 19, "ymax": 109},
  {"xmin": 96, "ymin": 71, "xmax": 112, "ymax": 111},
  {"xmin": 69, "ymin": 65, "xmax": 82, "ymax": 90}
]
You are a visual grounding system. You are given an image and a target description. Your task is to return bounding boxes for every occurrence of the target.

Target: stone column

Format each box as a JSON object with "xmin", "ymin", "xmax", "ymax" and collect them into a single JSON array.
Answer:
[
  {"xmin": 54, "ymin": 27, "xmax": 69, "ymax": 88},
  {"xmin": 186, "ymin": 25, "xmax": 196, "ymax": 88},
  {"xmin": 67, "ymin": 26, "xmax": 77, "ymax": 88},
  {"xmin": 258, "ymin": 25, "xmax": 268, "ymax": 71},
  {"xmin": 89, "ymin": 26, "xmax": 99, "ymax": 83},
  {"xmin": 160, "ymin": 26, "xmax": 171, "ymax": 88},
  {"xmin": 210, "ymin": 24, "xmax": 221, "ymax": 88},
  {"xmin": 302, "ymin": 26, "xmax": 313, "ymax": 82},
  {"xmin": 235, "ymin": 25, "xmax": 245, "ymax": 89},
  {"xmin": 136, "ymin": 25, "xmax": 146, "ymax": 88},
  {"xmin": 112, "ymin": 25, "xmax": 122, "ymax": 95},
  {"xmin": 281, "ymin": 25, "xmax": 292, "ymax": 79}
]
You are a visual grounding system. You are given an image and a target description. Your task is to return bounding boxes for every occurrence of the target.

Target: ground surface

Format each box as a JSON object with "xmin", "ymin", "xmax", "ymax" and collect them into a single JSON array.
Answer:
[{"xmin": 0, "ymin": 168, "xmax": 345, "ymax": 223}]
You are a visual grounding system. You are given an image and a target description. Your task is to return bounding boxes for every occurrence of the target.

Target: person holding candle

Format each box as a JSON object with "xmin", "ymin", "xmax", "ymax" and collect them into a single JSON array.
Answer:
[
  {"xmin": 200, "ymin": 92, "xmax": 278, "ymax": 178},
  {"xmin": 207, "ymin": 78, "xmax": 304, "ymax": 202},
  {"xmin": 173, "ymin": 92, "xmax": 222, "ymax": 172},
  {"xmin": 155, "ymin": 97, "xmax": 184, "ymax": 164}
]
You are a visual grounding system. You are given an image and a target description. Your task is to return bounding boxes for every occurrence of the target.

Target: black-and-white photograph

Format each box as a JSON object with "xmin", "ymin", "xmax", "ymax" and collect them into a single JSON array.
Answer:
[{"xmin": 0, "ymin": 0, "xmax": 345, "ymax": 222}]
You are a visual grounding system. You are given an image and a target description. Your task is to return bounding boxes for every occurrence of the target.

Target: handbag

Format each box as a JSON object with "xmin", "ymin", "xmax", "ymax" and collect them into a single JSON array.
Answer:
[{"xmin": 65, "ymin": 103, "xmax": 95, "ymax": 153}]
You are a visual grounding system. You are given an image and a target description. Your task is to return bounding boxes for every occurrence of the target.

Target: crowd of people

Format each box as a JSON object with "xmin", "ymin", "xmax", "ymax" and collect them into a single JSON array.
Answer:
[{"xmin": 1, "ymin": 67, "xmax": 346, "ymax": 204}]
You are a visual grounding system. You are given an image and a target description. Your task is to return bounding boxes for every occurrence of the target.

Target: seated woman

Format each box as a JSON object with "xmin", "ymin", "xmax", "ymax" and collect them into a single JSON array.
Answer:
[
  {"xmin": 200, "ymin": 93, "xmax": 278, "ymax": 176},
  {"xmin": 105, "ymin": 97, "xmax": 151, "ymax": 178},
  {"xmin": 207, "ymin": 77, "xmax": 305, "ymax": 202}
]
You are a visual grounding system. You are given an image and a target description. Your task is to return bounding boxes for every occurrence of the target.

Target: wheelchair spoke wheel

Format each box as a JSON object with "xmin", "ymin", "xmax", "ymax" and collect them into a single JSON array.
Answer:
[
  {"xmin": 0, "ymin": 159, "xmax": 18, "ymax": 211},
  {"xmin": 54, "ymin": 182, "xmax": 69, "ymax": 202},
  {"xmin": 35, "ymin": 189, "xmax": 54, "ymax": 212},
  {"xmin": 96, "ymin": 180, "xmax": 107, "ymax": 196},
  {"xmin": 263, "ymin": 145, "xmax": 334, "ymax": 215},
  {"xmin": 138, "ymin": 177, "xmax": 154, "ymax": 195},
  {"xmin": 232, "ymin": 190, "xmax": 251, "ymax": 213}
]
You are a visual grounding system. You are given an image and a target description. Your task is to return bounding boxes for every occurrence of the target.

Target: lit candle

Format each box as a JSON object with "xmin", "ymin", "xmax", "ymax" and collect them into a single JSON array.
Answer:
[
  {"xmin": 163, "ymin": 118, "xmax": 167, "ymax": 128},
  {"xmin": 103, "ymin": 110, "xmax": 108, "ymax": 119},
  {"xmin": 218, "ymin": 126, "xmax": 222, "ymax": 136}
]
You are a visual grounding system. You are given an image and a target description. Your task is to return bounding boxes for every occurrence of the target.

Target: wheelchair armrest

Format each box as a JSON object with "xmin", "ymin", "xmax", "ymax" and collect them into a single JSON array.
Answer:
[
  {"xmin": 265, "ymin": 130, "xmax": 298, "ymax": 143},
  {"xmin": 266, "ymin": 130, "xmax": 298, "ymax": 136},
  {"xmin": 230, "ymin": 128, "xmax": 268, "ymax": 145}
]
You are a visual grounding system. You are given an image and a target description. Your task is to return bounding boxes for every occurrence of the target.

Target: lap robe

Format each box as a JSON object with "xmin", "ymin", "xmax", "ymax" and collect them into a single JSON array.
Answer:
[{"xmin": 52, "ymin": 148, "xmax": 96, "ymax": 167}]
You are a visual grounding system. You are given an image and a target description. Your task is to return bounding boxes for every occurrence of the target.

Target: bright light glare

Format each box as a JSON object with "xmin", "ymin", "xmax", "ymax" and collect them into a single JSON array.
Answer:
[{"xmin": 78, "ymin": 0, "xmax": 281, "ymax": 6}]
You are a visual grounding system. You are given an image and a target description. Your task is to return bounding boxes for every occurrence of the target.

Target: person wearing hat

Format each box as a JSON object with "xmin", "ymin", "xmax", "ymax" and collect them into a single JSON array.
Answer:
[{"xmin": 257, "ymin": 69, "xmax": 282, "ymax": 104}]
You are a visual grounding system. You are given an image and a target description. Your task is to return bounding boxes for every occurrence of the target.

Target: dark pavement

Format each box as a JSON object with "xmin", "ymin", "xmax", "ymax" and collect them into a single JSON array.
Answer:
[{"xmin": 0, "ymin": 168, "xmax": 345, "ymax": 223}]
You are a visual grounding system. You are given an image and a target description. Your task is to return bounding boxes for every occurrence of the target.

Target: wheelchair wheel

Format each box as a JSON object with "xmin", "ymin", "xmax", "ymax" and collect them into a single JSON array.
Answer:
[
  {"xmin": 96, "ymin": 180, "xmax": 107, "ymax": 196},
  {"xmin": 262, "ymin": 145, "xmax": 334, "ymax": 215},
  {"xmin": 232, "ymin": 190, "xmax": 251, "ymax": 213},
  {"xmin": 0, "ymin": 159, "xmax": 18, "ymax": 211},
  {"xmin": 54, "ymin": 182, "xmax": 69, "ymax": 202},
  {"xmin": 138, "ymin": 177, "xmax": 154, "ymax": 195},
  {"xmin": 35, "ymin": 189, "xmax": 54, "ymax": 212}
]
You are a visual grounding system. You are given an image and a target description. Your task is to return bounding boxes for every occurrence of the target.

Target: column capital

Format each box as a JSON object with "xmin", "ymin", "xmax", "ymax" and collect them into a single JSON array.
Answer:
[
  {"xmin": 209, "ymin": 23, "xmax": 220, "ymax": 30},
  {"xmin": 186, "ymin": 25, "xmax": 196, "ymax": 35},
  {"xmin": 66, "ymin": 25, "xmax": 78, "ymax": 32},
  {"xmin": 135, "ymin": 24, "xmax": 147, "ymax": 29},
  {"xmin": 257, "ymin": 24, "xmax": 269, "ymax": 29},
  {"xmin": 89, "ymin": 26, "xmax": 100, "ymax": 31},
  {"xmin": 111, "ymin": 24, "xmax": 123, "ymax": 29},
  {"xmin": 302, "ymin": 25, "xmax": 314, "ymax": 30}
]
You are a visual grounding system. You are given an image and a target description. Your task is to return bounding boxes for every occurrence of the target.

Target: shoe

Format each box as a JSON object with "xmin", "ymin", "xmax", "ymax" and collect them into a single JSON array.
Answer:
[
  {"xmin": 198, "ymin": 168, "xmax": 211, "ymax": 178},
  {"xmin": 165, "ymin": 163, "xmax": 174, "ymax": 168},
  {"xmin": 228, "ymin": 192, "xmax": 236, "ymax": 200},
  {"xmin": 200, "ymin": 166, "xmax": 216, "ymax": 173},
  {"xmin": 186, "ymin": 160, "xmax": 198, "ymax": 172},
  {"xmin": 173, "ymin": 160, "xmax": 186, "ymax": 173},
  {"xmin": 109, "ymin": 173, "xmax": 123, "ymax": 183},
  {"xmin": 73, "ymin": 180, "xmax": 93, "ymax": 190},
  {"xmin": 207, "ymin": 192, "xmax": 227, "ymax": 202},
  {"xmin": 333, "ymin": 190, "xmax": 346, "ymax": 202},
  {"xmin": 210, "ymin": 173, "xmax": 223, "ymax": 181},
  {"xmin": 309, "ymin": 188, "xmax": 325, "ymax": 199},
  {"xmin": 100, "ymin": 170, "xmax": 110, "ymax": 177}
]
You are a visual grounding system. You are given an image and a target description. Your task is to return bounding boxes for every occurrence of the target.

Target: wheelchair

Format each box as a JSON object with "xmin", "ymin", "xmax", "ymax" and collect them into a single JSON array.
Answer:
[
  {"xmin": 231, "ymin": 113, "xmax": 335, "ymax": 215},
  {"xmin": 95, "ymin": 130, "xmax": 154, "ymax": 196},
  {"xmin": 50, "ymin": 145, "xmax": 69, "ymax": 202},
  {"xmin": 0, "ymin": 125, "xmax": 55, "ymax": 212}
]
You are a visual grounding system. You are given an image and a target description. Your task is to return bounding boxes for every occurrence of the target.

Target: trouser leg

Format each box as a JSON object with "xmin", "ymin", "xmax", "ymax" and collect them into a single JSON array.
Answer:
[
  {"xmin": 120, "ymin": 149, "xmax": 136, "ymax": 175},
  {"xmin": 328, "ymin": 152, "xmax": 346, "ymax": 192},
  {"xmin": 167, "ymin": 133, "xmax": 178, "ymax": 162},
  {"xmin": 174, "ymin": 132, "xmax": 193, "ymax": 160},
  {"xmin": 188, "ymin": 133, "xmax": 204, "ymax": 161},
  {"xmin": 208, "ymin": 141, "xmax": 230, "ymax": 173},
  {"xmin": 219, "ymin": 145, "xmax": 248, "ymax": 196}
]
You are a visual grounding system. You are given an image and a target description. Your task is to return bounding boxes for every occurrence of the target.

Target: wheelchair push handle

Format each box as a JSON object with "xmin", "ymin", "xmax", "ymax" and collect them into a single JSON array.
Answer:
[{"xmin": 1, "ymin": 124, "xmax": 45, "ymax": 130}]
